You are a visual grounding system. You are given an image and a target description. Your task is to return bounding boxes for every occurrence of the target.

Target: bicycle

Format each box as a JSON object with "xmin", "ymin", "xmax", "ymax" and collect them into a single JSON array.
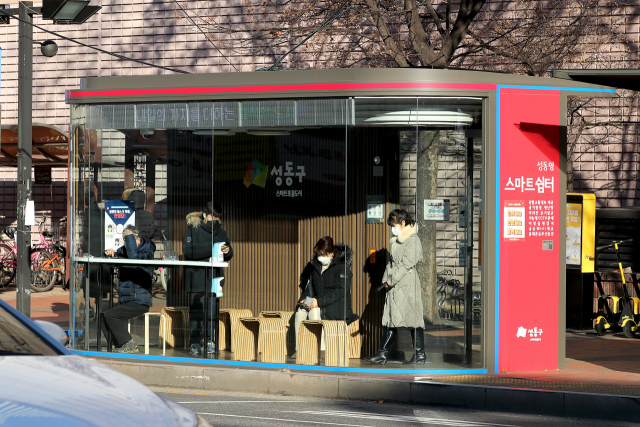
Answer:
[
  {"xmin": 32, "ymin": 215, "xmax": 67, "ymax": 288},
  {"xmin": 0, "ymin": 226, "xmax": 58, "ymax": 292}
]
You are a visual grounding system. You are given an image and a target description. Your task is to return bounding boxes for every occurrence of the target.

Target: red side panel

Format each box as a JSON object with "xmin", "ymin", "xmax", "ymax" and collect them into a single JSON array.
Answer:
[{"xmin": 499, "ymin": 89, "xmax": 560, "ymax": 372}]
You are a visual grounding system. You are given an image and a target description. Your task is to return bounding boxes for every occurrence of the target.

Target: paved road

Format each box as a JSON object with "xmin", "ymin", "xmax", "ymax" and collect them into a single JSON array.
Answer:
[{"xmin": 154, "ymin": 388, "xmax": 636, "ymax": 427}]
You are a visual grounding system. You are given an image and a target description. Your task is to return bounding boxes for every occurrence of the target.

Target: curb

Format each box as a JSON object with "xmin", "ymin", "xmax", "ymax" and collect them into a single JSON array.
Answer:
[{"xmin": 95, "ymin": 357, "xmax": 640, "ymax": 423}]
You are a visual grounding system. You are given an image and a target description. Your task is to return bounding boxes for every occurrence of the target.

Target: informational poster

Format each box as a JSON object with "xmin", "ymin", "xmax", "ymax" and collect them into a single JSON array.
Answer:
[
  {"xmin": 105, "ymin": 200, "xmax": 135, "ymax": 251},
  {"xmin": 566, "ymin": 203, "xmax": 582, "ymax": 266},
  {"xmin": 424, "ymin": 199, "xmax": 450, "ymax": 221},
  {"xmin": 365, "ymin": 195, "xmax": 385, "ymax": 224},
  {"xmin": 503, "ymin": 201, "xmax": 525, "ymax": 241}
]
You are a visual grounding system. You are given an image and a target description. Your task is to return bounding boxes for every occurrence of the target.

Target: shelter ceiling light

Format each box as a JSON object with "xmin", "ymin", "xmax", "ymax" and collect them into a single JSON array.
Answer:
[
  {"xmin": 363, "ymin": 110, "xmax": 473, "ymax": 126},
  {"xmin": 192, "ymin": 130, "xmax": 235, "ymax": 136},
  {"xmin": 247, "ymin": 130, "xmax": 291, "ymax": 136}
]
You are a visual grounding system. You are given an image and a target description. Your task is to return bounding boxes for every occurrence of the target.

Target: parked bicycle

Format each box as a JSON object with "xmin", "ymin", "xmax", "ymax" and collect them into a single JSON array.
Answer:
[
  {"xmin": 0, "ymin": 215, "xmax": 68, "ymax": 292},
  {"xmin": 32, "ymin": 215, "xmax": 67, "ymax": 288}
]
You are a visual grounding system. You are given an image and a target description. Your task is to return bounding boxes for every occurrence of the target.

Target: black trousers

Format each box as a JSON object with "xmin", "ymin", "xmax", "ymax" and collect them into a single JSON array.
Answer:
[
  {"xmin": 101, "ymin": 302, "xmax": 149, "ymax": 348},
  {"xmin": 189, "ymin": 292, "xmax": 217, "ymax": 345}
]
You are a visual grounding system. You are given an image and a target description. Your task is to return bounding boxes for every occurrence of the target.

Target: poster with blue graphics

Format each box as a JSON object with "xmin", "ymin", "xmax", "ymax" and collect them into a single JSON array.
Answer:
[{"xmin": 105, "ymin": 200, "xmax": 135, "ymax": 251}]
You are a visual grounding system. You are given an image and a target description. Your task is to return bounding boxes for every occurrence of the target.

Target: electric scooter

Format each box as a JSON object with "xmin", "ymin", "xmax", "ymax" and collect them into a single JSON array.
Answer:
[{"xmin": 594, "ymin": 239, "xmax": 639, "ymax": 337}]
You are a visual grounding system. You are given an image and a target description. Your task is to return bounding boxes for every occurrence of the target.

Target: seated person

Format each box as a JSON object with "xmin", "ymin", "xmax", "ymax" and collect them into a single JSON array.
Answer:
[
  {"xmin": 122, "ymin": 188, "xmax": 156, "ymax": 240},
  {"xmin": 293, "ymin": 236, "xmax": 359, "ymax": 357},
  {"xmin": 101, "ymin": 225, "xmax": 156, "ymax": 353}
]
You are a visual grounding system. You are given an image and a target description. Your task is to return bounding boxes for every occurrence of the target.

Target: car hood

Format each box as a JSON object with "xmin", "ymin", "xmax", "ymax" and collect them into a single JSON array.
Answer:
[{"xmin": 0, "ymin": 355, "xmax": 192, "ymax": 427}]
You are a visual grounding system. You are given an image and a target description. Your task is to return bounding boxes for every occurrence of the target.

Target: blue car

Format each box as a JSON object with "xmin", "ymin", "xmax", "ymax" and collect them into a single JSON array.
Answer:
[{"xmin": 0, "ymin": 299, "xmax": 211, "ymax": 427}]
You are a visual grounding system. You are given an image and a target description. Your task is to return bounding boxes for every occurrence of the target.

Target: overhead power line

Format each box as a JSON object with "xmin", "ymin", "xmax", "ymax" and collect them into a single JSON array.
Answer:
[
  {"xmin": 0, "ymin": 9, "xmax": 190, "ymax": 74},
  {"xmin": 172, "ymin": 0, "xmax": 238, "ymax": 72}
]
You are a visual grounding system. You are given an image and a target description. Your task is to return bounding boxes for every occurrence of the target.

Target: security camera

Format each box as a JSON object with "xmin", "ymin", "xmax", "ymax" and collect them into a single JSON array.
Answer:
[
  {"xmin": 140, "ymin": 129, "xmax": 154, "ymax": 138},
  {"xmin": 40, "ymin": 40, "xmax": 58, "ymax": 58}
]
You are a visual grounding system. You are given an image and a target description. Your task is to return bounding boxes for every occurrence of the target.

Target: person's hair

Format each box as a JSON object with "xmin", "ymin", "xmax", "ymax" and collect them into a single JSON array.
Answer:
[
  {"xmin": 313, "ymin": 236, "xmax": 334, "ymax": 257},
  {"xmin": 125, "ymin": 224, "xmax": 140, "ymax": 237},
  {"xmin": 387, "ymin": 209, "xmax": 415, "ymax": 227},
  {"xmin": 203, "ymin": 201, "xmax": 223, "ymax": 218}
]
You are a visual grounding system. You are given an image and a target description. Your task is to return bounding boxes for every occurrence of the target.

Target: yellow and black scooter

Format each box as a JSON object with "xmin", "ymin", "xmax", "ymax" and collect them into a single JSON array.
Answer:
[{"xmin": 594, "ymin": 239, "xmax": 640, "ymax": 337}]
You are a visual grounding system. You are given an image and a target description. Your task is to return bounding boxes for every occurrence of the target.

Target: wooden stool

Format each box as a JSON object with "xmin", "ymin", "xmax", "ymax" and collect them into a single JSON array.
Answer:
[
  {"xmin": 219, "ymin": 308, "xmax": 252, "ymax": 352},
  {"xmin": 127, "ymin": 311, "xmax": 162, "ymax": 355},
  {"xmin": 259, "ymin": 311, "xmax": 295, "ymax": 355},
  {"xmin": 297, "ymin": 320, "xmax": 361, "ymax": 367},
  {"xmin": 347, "ymin": 320, "xmax": 361, "ymax": 359},
  {"xmin": 234, "ymin": 317, "xmax": 286, "ymax": 363},
  {"xmin": 158, "ymin": 307, "xmax": 190, "ymax": 355}
]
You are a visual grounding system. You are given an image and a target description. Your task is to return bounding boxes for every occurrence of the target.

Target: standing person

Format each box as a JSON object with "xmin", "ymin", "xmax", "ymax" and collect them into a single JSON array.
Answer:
[
  {"xmin": 293, "ymin": 236, "xmax": 359, "ymax": 357},
  {"xmin": 365, "ymin": 209, "xmax": 425, "ymax": 365},
  {"xmin": 101, "ymin": 225, "xmax": 156, "ymax": 353},
  {"xmin": 183, "ymin": 201, "xmax": 233, "ymax": 355}
]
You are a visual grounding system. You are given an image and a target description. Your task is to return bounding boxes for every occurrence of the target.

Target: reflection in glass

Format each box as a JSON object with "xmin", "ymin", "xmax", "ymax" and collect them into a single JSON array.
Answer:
[{"xmin": 68, "ymin": 96, "xmax": 483, "ymax": 370}]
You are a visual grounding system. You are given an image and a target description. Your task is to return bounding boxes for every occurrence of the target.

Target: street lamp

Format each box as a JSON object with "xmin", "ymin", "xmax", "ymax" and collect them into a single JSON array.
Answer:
[
  {"xmin": 40, "ymin": 39, "xmax": 58, "ymax": 57},
  {"xmin": 2, "ymin": 0, "xmax": 100, "ymax": 317},
  {"xmin": 42, "ymin": 0, "xmax": 100, "ymax": 24}
]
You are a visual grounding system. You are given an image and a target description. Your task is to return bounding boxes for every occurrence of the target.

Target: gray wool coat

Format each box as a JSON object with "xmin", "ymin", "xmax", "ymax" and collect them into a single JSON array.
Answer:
[{"xmin": 381, "ymin": 225, "xmax": 425, "ymax": 328}]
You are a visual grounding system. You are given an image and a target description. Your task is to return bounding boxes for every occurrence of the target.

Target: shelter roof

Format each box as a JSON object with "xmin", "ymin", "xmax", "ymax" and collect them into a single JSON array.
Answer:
[
  {"xmin": 551, "ymin": 69, "xmax": 640, "ymax": 92},
  {"xmin": 67, "ymin": 68, "xmax": 616, "ymax": 104}
]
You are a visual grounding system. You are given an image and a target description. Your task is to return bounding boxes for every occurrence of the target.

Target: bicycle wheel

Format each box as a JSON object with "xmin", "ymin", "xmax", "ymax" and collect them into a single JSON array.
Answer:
[
  {"xmin": 0, "ymin": 243, "xmax": 16, "ymax": 286},
  {"xmin": 31, "ymin": 249, "xmax": 57, "ymax": 292}
]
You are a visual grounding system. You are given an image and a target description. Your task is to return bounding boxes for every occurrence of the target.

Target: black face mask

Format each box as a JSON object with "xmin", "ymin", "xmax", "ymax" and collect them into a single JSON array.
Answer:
[{"xmin": 201, "ymin": 219, "xmax": 220, "ymax": 233}]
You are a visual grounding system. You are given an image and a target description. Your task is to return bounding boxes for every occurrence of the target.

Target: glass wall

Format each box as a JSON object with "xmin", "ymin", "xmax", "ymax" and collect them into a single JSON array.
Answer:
[{"xmin": 69, "ymin": 96, "xmax": 483, "ymax": 370}]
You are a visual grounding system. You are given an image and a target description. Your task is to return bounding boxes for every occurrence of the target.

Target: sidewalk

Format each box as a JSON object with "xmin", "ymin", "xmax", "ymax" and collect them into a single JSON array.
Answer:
[
  {"xmin": 0, "ymin": 283, "xmax": 69, "ymax": 326},
  {"xmin": 3, "ymin": 286, "xmax": 639, "ymax": 421}
]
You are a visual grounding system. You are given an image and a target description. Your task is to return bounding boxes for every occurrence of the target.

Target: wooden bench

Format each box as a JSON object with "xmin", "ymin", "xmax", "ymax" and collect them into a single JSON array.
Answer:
[
  {"xmin": 219, "ymin": 308, "xmax": 253, "ymax": 352},
  {"xmin": 234, "ymin": 317, "xmax": 286, "ymax": 363},
  {"xmin": 297, "ymin": 320, "xmax": 361, "ymax": 367},
  {"xmin": 259, "ymin": 311, "xmax": 295, "ymax": 356}
]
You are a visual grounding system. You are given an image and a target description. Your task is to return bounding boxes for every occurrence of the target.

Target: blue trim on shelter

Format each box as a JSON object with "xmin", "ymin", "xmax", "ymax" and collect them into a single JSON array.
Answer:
[{"xmin": 72, "ymin": 350, "xmax": 488, "ymax": 375}]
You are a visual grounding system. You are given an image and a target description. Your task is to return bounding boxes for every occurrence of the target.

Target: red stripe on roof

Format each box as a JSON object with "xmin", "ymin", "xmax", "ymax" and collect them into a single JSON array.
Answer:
[{"xmin": 68, "ymin": 82, "xmax": 497, "ymax": 99}]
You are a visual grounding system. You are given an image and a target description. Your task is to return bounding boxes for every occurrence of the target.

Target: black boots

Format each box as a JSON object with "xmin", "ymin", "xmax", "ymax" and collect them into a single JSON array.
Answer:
[
  {"xmin": 404, "ymin": 328, "xmax": 426, "ymax": 364},
  {"xmin": 365, "ymin": 328, "xmax": 396, "ymax": 365}
]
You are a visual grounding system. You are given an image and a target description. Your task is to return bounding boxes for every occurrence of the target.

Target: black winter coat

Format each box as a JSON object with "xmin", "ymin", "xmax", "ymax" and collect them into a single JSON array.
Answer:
[
  {"xmin": 182, "ymin": 212, "xmax": 233, "ymax": 293},
  {"xmin": 112, "ymin": 234, "xmax": 156, "ymax": 306},
  {"xmin": 300, "ymin": 244, "xmax": 359, "ymax": 325}
]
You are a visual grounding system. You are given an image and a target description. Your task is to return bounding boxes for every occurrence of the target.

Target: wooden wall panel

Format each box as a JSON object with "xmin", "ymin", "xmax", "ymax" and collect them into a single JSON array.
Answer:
[{"xmin": 163, "ymin": 128, "xmax": 399, "ymax": 358}]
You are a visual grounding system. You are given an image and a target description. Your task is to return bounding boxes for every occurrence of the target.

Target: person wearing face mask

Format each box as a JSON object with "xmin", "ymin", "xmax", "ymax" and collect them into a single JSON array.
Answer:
[
  {"xmin": 183, "ymin": 201, "xmax": 233, "ymax": 356},
  {"xmin": 365, "ymin": 209, "xmax": 425, "ymax": 365},
  {"xmin": 292, "ymin": 236, "xmax": 359, "ymax": 358}
]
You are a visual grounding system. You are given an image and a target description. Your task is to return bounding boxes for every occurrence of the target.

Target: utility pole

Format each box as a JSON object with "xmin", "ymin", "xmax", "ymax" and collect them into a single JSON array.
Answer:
[{"xmin": 16, "ymin": 1, "xmax": 33, "ymax": 316}]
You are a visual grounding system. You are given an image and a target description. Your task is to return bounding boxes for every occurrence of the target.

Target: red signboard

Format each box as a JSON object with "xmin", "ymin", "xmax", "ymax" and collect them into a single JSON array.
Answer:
[{"xmin": 499, "ymin": 89, "xmax": 560, "ymax": 372}]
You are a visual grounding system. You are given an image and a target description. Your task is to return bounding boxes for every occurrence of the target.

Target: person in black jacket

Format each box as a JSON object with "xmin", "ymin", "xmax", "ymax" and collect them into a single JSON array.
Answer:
[
  {"xmin": 182, "ymin": 201, "xmax": 233, "ymax": 355},
  {"xmin": 101, "ymin": 225, "xmax": 156, "ymax": 354},
  {"xmin": 293, "ymin": 236, "xmax": 359, "ymax": 356},
  {"xmin": 122, "ymin": 188, "xmax": 156, "ymax": 240}
]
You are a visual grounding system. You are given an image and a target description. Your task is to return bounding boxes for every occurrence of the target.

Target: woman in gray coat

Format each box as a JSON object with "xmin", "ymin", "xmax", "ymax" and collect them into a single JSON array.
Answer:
[{"xmin": 365, "ymin": 209, "xmax": 425, "ymax": 365}]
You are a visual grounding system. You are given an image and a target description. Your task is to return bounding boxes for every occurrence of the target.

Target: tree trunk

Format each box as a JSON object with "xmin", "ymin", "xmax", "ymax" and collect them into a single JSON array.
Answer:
[
  {"xmin": 566, "ymin": 156, "xmax": 574, "ymax": 192},
  {"xmin": 416, "ymin": 130, "xmax": 441, "ymax": 326}
]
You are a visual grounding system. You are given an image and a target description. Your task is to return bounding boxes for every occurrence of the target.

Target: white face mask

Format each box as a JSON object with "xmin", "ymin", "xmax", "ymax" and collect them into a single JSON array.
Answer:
[
  {"xmin": 317, "ymin": 256, "xmax": 331, "ymax": 266},
  {"xmin": 391, "ymin": 226, "xmax": 400, "ymax": 236}
]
